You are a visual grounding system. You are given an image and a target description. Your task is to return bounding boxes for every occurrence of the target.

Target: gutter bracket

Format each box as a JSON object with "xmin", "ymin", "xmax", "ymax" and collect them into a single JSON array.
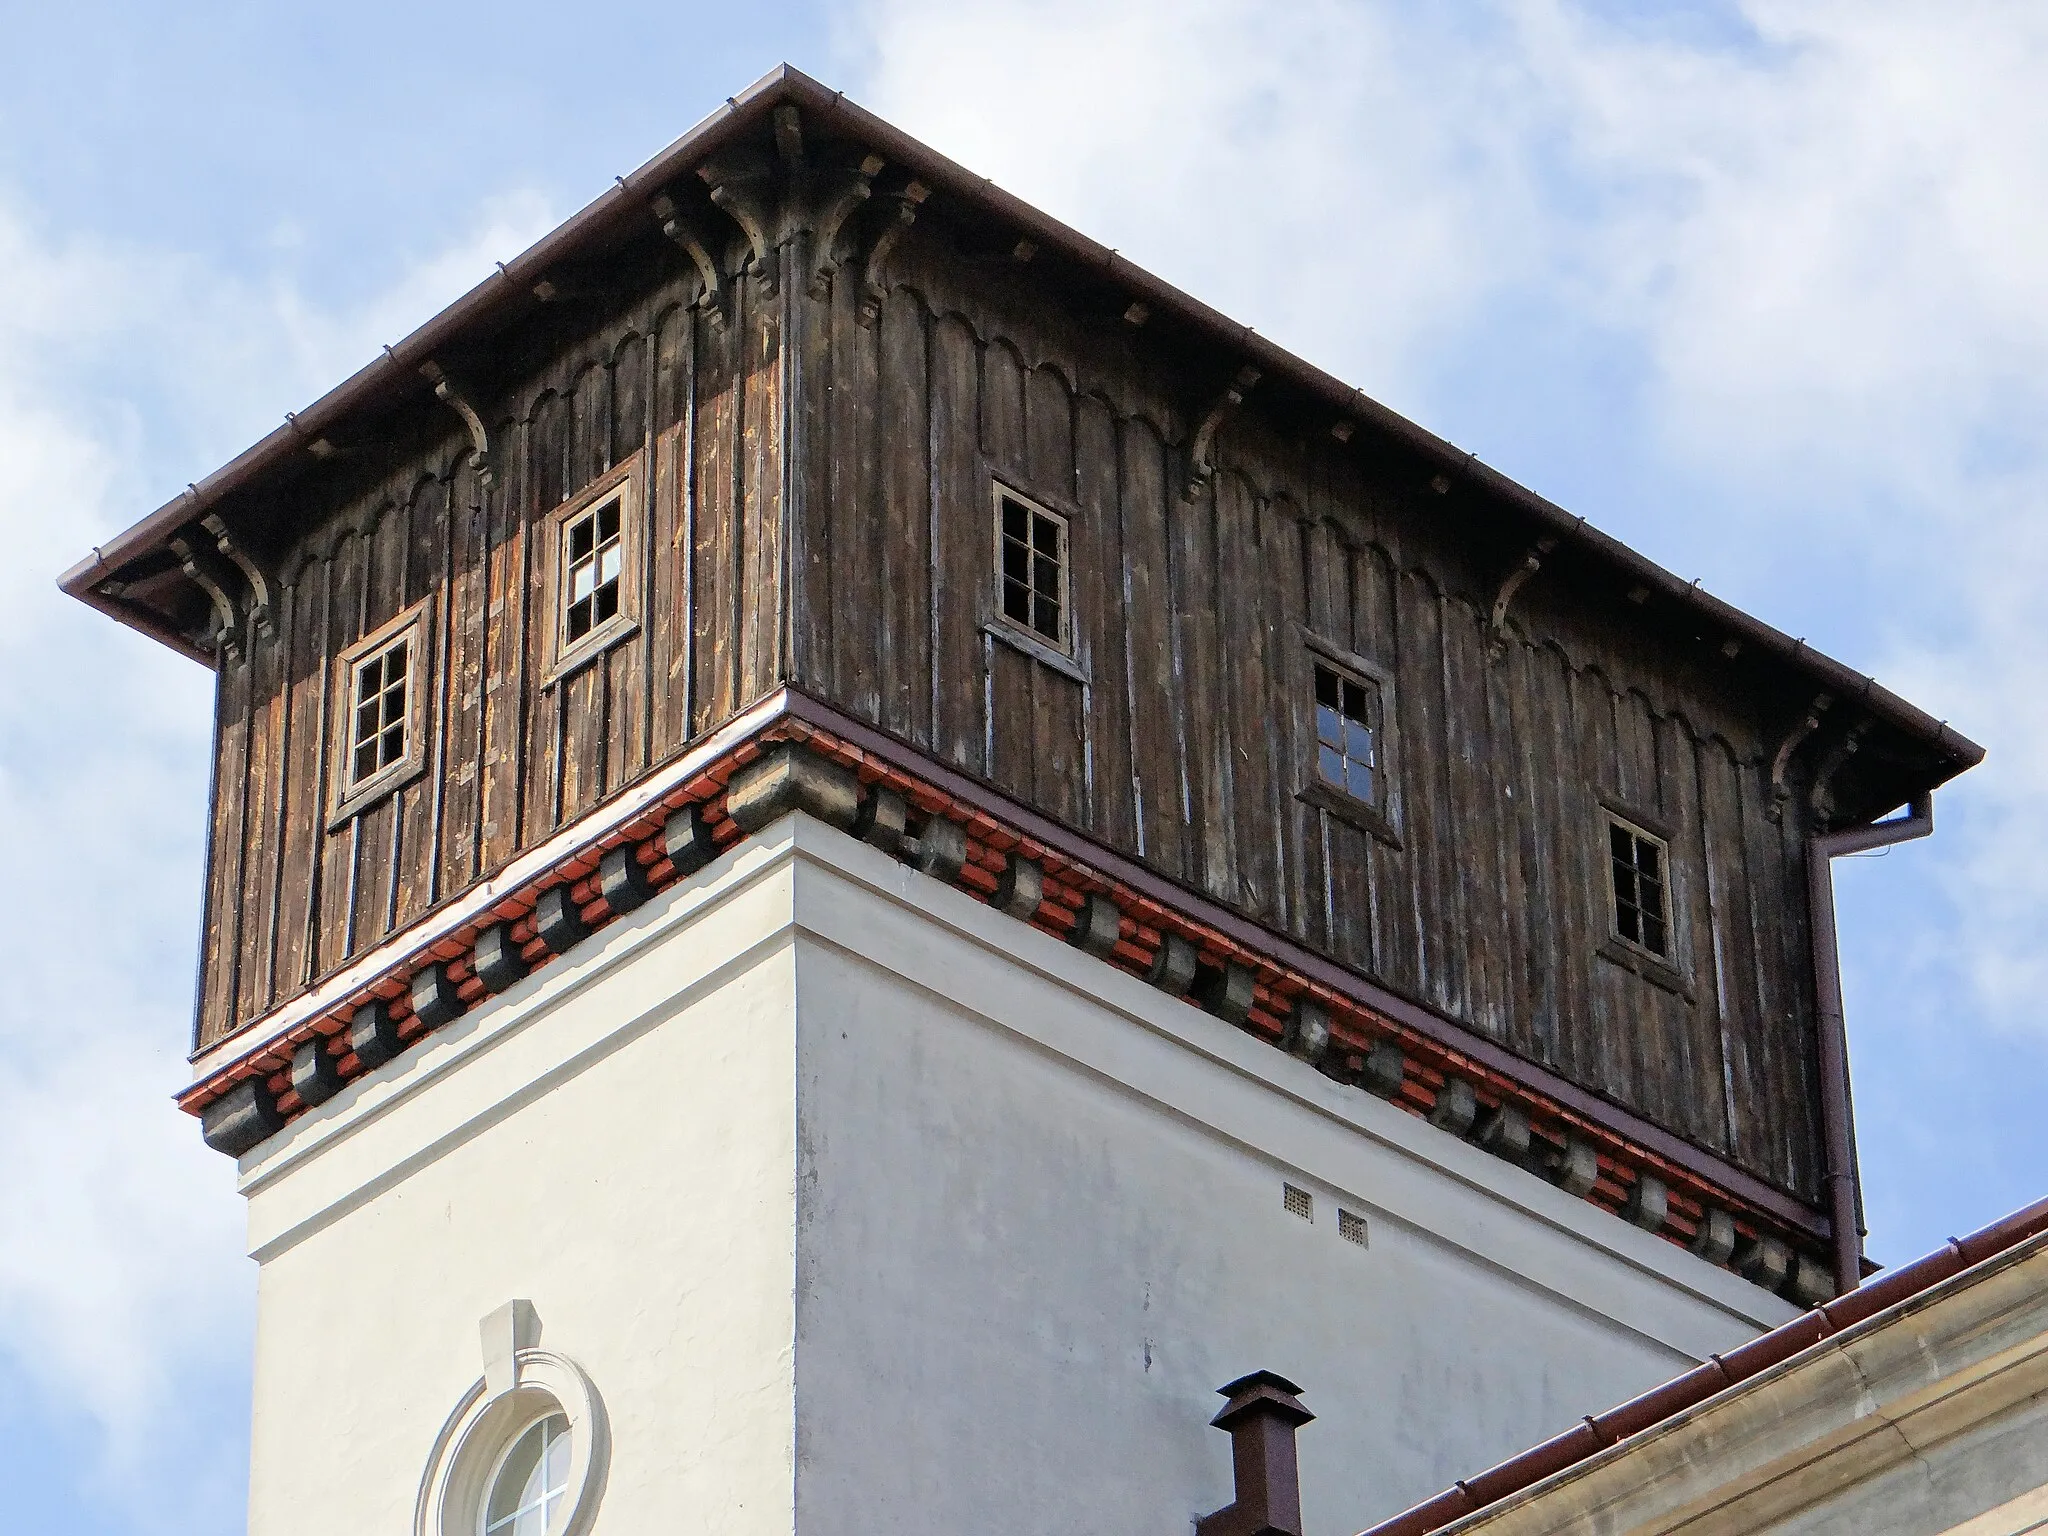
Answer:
[
  {"xmin": 418, "ymin": 361, "xmax": 495, "ymax": 488},
  {"xmin": 1486, "ymin": 538, "xmax": 1556, "ymax": 661},
  {"xmin": 1185, "ymin": 366, "xmax": 1261, "ymax": 502},
  {"xmin": 857, "ymin": 178, "xmax": 930, "ymax": 328},
  {"xmin": 1767, "ymin": 693, "xmax": 1832, "ymax": 824}
]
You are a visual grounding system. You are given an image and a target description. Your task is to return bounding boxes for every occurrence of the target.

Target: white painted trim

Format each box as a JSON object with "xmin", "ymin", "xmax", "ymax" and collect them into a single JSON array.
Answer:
[{"xmin": 189, "ymin": 687, "xmax": 792, "ymax": 1082}]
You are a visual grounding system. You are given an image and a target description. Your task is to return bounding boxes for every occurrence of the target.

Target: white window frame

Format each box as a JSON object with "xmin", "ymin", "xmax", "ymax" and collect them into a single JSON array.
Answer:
[
  {"xmin": 992, "ymin": 481, "xmax": 1073, "ymax": 658},
  {"xmin": 543, "ymin": 453, "xmax": 643, "ymax": 685},
  {"xmin": 329, "ymin": 595, "xmax": 432, "ymax": 825}
]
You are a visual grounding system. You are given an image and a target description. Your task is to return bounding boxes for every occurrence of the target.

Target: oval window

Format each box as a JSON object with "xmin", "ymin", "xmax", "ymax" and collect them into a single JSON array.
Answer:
[{"xmin": 481, "ymin": 1412, "xmax": 572, "ymax": 1536}]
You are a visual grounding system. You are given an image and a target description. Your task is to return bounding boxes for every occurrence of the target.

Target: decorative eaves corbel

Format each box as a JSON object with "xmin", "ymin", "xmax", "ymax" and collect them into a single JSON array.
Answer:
[
  {"xmin": 858, "ymin": 179, "xmax": 930, "ymax": 327},
  {"xmin": 1185, "ymin": 366, "xmax": 1261, "ymax": 501},
  {"xmin": 168, "ymin": 527, "xmax": 243, "ymax": 659},
  {"xmin": 1808, "ymin": 715, "xmax": 1874, "ymax": 829},
  {"xmin": 1767, "ymin": 692, "xmax": 1832, "ymax": 824},
  {"xmin": 698, "ymin": 160, "xmax": 780, "ymax": 296},
  {"xmin": 418, "ymin": 360, "xmax": 495, "ymax": 487},
  {"xmin": 809, "ymin": 154, "xmax": 886, "ymax": 299},
  {"xmin": 649, "ymin": 194, "xmax": 726, "ymax": 324},
  {"xmin": 200, "ymin": 513, "xmax": 274, "ymax": 635},
  {"xmin": 1486, "ymin": 537, "xmax": 1557, "ymax": 661}
]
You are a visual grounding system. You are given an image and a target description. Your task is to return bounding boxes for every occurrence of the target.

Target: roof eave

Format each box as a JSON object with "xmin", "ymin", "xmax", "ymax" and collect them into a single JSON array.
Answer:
[{"xmin": 55, "ymin": 65, "xmax": 1985, "ymax": 777}]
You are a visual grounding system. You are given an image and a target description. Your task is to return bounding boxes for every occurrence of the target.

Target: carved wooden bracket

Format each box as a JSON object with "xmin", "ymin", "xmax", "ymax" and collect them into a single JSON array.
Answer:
[
  {"xmin": 199, "ymin": 513, "xmax": 274, "ymax": 635},
  {"xmin": 1767, "ymin": 693, "xmax": 1832, "ymax": 824},
  {"xmin": 858, "ymin": 179, "xmax": 929, "ymax": 327},
  {"xmin": 1486, "ymin": 537, "xmax": 1557, "ymax": 661},
  {"xmin": 169, "ymin": 526, "xmax": 243, "ymax": 659},
  {"xmin": 808, "ymin": 154, "xmax": 886, "ymax": 299},
  {"xmin": 416, "ymin": 360, "xmax": 495, "ymax": 487},
  {"xmin": 699, "ymin": 159, "xmax": 780, "ymax": 296},
  {"xmin": 1807, "ymin": 715, "xmax": 1873, "ymax": 829},
  {"xmin": 1185, "ymin": 366, "xmax": 1261, "ymax": 501},
  {"xmin": 649, "ymin": 193, "xmax": 726, "ymax": 324}
]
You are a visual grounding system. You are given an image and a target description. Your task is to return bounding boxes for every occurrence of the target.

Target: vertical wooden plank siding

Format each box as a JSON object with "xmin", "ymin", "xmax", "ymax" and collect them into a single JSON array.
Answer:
[{"xmin": 192, "ymin": 235, "xmax": 1829, "ymax": 1207}]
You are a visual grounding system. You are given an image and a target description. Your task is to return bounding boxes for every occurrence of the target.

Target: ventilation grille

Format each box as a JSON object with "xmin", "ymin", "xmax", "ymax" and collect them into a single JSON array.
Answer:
[
  {"xmin": 1283, "ymin": 1183, "xmax": 1314, "ymax": 1221},
  {"xmin": 1339, "ymin": 1208, "xmax": 1369, "ymax": 1247}
]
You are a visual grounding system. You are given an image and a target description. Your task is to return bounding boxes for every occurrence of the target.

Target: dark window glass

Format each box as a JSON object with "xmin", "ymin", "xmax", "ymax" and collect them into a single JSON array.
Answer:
[
  {"xmin": 998, "ymin": 492, "xmax": 1066, "ymax": 646},
  {"xmin": 1312, "ymin": 661, "xmax": 1378, "ymax": 805},
  {"xmin": 1609, "ymin": 819, "xmax": 1670, "ymax": 956},
  {"xmin": 564, "ymin": 495, "xmax": 625, "ymax": 644},
  {"xmin": 348, "ymin": 636, "xmax": 410, "ymax": 787}
]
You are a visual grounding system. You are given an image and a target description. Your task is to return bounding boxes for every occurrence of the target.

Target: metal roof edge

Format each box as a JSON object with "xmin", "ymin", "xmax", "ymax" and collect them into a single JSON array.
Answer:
[{"xmin": 54, "ymin": 66, "xmax": 1986, "ymax": 772}]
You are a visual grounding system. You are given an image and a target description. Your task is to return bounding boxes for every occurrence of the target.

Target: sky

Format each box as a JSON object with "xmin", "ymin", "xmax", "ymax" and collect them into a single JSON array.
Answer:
[{"xmin": 2, "ymin": 2, "xmax": 2044, "ymax": 1530}]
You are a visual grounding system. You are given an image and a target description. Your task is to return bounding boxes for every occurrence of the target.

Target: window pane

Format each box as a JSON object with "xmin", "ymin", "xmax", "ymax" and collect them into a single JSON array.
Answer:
[
  {"xmin": 1002, "ymin": 497, "xmax": 1027, "ymax": 540},
  {"xmin": 1314, "ymin": 666, "xmax": 1338, "ymax": 709},
  {"xmin": 1033, "ymin": 553, "xmax": 1059, "ymax": 597},
  {"xmin": 1345, "ymin": 718, "xmax": 1373, "ymax": 765},
  {"xmin": 570, "ymin": 562, "xmax": 595, "ymax": 604},
  {"xmin": 568, "ymin": 599, "xmax": 592, "ymax": 640},
  {"xmin": 1342, "ymin": 678, "xmax": 1368, "ymax": 720},
  {"xmin": 568, "ymin": 518, "xmax": 594, "ymax": 562},
  {"xmin": 1318, "ymin": 746, "xmax": 1345, "ymax": 787},
  {"xmin": 1610, "ymin": 823, "xmax": 1631, "ymax": 863},
  {"xmin": 381, "ymin": 724, "xmax": 404, "ymax": 766},
  {"xmin": 1315, "ymin": 704, "xmax": 1342, "ymax": 750},
  {"xmin": 596, "ymin": 586, "xmax": 618, "ymax": 624},
  {"xmin": 486, "ymin": 1423, "xmax": 546, "ymax": 1528},
  {"xmin": 1002, "ymin": 582, "xmax": 1031, "ymax": 624},
  {"xmin": 597, "ymin": 499, "xmax": 619, "ymax": 542},
  {"xmin": 357, "ymin": 699, "xmax": 380, "ymax": 739},
  {"xmin": 1642, "ymin": 914, "xmax": 1667, "ymax": 955},
  {"xmin": 597, "ymin": 546, "xmax": 621, "ymax": 587},
  {"xmin": 1635, "ymin": 839, "xmax": 1661, "ymax": 882},
  {"xmin": 1347, "ymin": 761, "xmax": 1374, "ymax": 802},
  {"xmin": 1033, "ymin": 514, "xmax": 1059, "ymax": 558},
  {"xmin": 1033, "ymin": 595, "xmax": 1059, "ymax": 639},
  {"xmin": 354, "ymin": 740, "xmax": 378, "ymax": 782}
]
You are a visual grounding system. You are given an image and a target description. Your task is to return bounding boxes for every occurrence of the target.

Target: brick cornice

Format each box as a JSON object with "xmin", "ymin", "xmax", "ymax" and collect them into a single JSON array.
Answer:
[{"xmin": 181, "ymin": 685, "xmax": 1836, "ymax": 1303}]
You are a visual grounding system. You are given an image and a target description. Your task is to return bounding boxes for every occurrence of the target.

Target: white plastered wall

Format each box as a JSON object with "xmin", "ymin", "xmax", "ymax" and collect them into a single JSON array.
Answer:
[{"xmin": 231, "ymin": 814, "xmax": 1795, "ymax": 1536}]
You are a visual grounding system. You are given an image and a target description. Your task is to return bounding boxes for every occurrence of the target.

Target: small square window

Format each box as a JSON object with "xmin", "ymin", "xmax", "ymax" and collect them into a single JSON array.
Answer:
[
  {"xmin": 1607, "ymin": 816, "xmax": 1671, "ymax": 958},
  {"xmin": 994, "ymin": 486, "xmax": 1069, "ymax": 652},
  {"xmin": 1313, "ymin": 661, "xmax": 1380, "ymax": 807},
  {"xmin": 545, "ymin": 455, "xmax": 643, "ymax": 682},
  {"xmin": 329, "ymin": 598, "xmax": 431, "ymax": 823}
]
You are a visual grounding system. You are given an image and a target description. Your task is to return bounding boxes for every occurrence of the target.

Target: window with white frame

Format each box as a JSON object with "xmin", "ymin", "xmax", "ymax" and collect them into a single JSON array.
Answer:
[
  {"xmin": 995, "ymin": 485, "xmax": 1069, "ymax": 652},
  {"xmin": 545, "ymin": 456, "xmax": 642, "ymax": 680},
  {"xmin": 1312, "ymin": 659, "xmax": 1381, "ymax": 808},
  {"xmin": 330, "ymin": 598, "xmax": 430, "ymax": 822},
  {"xmin": 1607, "ymin": 814, "xmax": 1671, "ymax": 958}
]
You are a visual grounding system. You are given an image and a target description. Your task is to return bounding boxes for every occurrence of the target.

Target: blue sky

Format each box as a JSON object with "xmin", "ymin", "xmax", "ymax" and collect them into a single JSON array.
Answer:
[{"xmin": 4, "ymin": 2, "xmax": 2045, "ymax": 1530}]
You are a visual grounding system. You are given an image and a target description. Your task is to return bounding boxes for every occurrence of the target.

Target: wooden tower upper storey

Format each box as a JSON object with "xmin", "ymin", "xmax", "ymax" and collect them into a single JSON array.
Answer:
[{"xmin": 63, "ymin": 67, "xmax": 1978, "ymax": 1302}]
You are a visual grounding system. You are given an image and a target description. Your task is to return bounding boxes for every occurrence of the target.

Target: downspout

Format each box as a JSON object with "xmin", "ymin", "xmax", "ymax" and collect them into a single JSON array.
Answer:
[{"xmin": 1808, "ymin": 791, "xmax": 1934, "ymax": 1296}]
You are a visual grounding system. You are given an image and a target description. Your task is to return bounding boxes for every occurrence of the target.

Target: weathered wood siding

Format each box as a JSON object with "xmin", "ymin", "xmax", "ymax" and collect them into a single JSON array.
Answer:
[
  {"xmin": 791, "ymin": 226, "xmax": 1824, "ymax": 1201},
  {"xmin": 195, "ymin": 262, "xmax": 787, "ymax": 1050},
  {"xmin": 195, "ymin": 212, "xmax": 1824, "ymax": 1205}
]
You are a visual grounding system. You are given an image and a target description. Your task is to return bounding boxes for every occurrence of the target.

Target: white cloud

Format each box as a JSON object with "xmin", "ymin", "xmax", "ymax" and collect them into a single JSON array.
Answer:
[
  {"xmin": 839, "ymin": 0, "xmax": 2048, "ymax": 1253},
  {"xmin": 0, "ymin": 184, "xmax": 556, "ymax": 1514}
]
